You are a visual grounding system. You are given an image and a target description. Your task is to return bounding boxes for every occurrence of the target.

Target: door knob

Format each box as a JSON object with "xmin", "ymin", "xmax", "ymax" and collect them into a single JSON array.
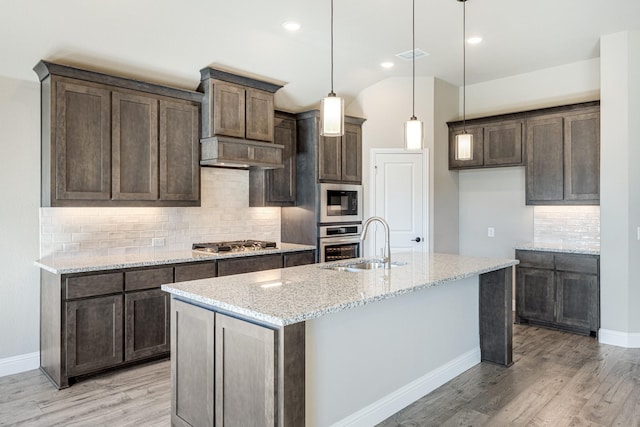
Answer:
[{"xmin": 411, "ymin": 237, "xmax": 422, "ymax": 242}]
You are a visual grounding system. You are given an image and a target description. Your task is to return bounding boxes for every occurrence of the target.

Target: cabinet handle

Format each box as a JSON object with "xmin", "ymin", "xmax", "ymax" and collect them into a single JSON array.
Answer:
[{"xmin": 411, "ymin": 237, "xmax": 422, "ymax": 242}]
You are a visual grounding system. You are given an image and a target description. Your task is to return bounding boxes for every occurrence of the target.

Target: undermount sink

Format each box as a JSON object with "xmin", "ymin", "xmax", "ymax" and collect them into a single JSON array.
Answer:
[{"xmin": 322, "ymin": 259, "xmax": 406, "ymax": 272}]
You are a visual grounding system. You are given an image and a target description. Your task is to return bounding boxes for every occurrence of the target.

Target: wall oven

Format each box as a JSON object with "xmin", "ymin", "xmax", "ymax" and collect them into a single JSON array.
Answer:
[
  {"xmin": 318, "ymin": 224, "xmax": 362, "ymax": 262},
  {"xmin": 319, "ymin": 183, "xmax": 363, "ymax": 224}
]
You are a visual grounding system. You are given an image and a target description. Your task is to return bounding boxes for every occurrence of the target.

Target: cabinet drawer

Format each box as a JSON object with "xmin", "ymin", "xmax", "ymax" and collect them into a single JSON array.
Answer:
[
  {"xmin": 125, "ymin": 267, "xmax": 174, "ymax": 291},
  {"xmin": 283, "ymin": 251, "xmax": 315, "ymax": 267},
  {"xmin": 555, "ymin": 254, "xmax": 598, "ymax": 275},
  {"xmin": 218, "ymin": 254, "xmax": 283, "ymax": 277},
  {"xmin": 66, "ymin": 273, "xmax": 123, "ymax": 300},
  {"xmin": 515, "ymin": 250, "xmax": 554, "ymax": 269},
  {"xmin": 175, "ymin": 262, "xmax": 217, "ymax": 282}
]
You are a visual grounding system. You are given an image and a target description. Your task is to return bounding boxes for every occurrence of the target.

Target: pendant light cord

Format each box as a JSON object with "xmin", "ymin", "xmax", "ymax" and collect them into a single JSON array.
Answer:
[
  {"xmin": 330, "ymin": 0, "xmax": 335, "ymax": 95},
  {"xmin": 462, "ymin": 0, "xmax": 467, "ymax": 132},
  {"xmin": 412, "ymin": 0, "xmax": 416, "ymax": 119}
]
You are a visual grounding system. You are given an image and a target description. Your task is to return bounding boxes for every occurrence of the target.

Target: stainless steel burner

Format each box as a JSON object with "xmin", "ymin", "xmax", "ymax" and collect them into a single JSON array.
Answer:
[{"xmin": 192, "ymin": 240, "xmax": 277, "ymax": 253}]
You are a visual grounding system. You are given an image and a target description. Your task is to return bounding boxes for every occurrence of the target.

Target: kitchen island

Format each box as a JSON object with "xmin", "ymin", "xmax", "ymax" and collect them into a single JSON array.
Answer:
[{"xmin": 162, "ymin": 252, "xmax": 518, "ymax": 426}]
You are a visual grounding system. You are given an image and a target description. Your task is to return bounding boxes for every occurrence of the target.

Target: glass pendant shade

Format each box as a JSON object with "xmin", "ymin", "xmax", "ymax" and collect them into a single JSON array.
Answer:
[
  {"xmin": 405, "ymin": 117, "xmax": 423, "ymax": 150},
  {"xmin": 320, "ymin": 93, "xmax": 344, "ymax": 137},
  {"xmin": 455, "ymin": 132, "xmax": 473, "ymax": 160}
]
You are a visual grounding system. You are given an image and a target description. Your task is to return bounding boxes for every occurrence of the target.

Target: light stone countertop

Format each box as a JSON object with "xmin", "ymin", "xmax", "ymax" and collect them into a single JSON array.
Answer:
[
  {"xmin": 35, "ymin": 243, "xmax": 316, "ymax": 275},
  {"xmin": 515, "ymin": 242, "xmax": 600, "ymax": 256},
  {"xmin": 161, "ymin": 252, "xmax": 519, "ymax": 327}
]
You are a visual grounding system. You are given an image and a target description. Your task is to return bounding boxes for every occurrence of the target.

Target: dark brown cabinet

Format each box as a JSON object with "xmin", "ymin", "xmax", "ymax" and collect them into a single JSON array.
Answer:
[
  {"xmin": 297, "ymin": 110, "xmax": 365, "ymax": 184},
  {"xmin": 34, "ymin": 61, "xmax": 202, "ymax": 207},
  {"xmin": 515, "ymin": 249, "xmax": 599, "ymax": 336},
  {"xmin": 205, "ymin": 80, "xmax": 274, "ymax": 142},
  {"xmin": 66, "ymin": 294, "xmax": 124, "ymax": 376},
  {"xmin": 40, "ymin": 249, "xmax": 313, "ymax": 389},
  {"xmin": 448, "ymin": 119, "xmax": 524, "ymax": 170},
  {"xmin": 525, "ymin": 105, "xmax": 600, "ymax": 205},
  {"xmin": 249, "ymin": 111, "xmax": 297, "ymax": 207}
]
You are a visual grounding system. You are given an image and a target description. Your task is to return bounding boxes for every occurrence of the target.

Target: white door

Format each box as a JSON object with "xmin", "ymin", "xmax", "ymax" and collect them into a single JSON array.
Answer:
[{"xmin": 368, "ymin": 150, "xmax": 428, "ymax": 257}]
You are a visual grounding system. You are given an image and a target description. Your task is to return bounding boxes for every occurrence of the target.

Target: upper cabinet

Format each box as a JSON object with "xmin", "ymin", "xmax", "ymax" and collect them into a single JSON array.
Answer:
[
  {"xmin": 249, "ymin": 111, "xmax": 297, "ymax": 207},
  {"xmin": 448, "ymin": 118, "xmax": 524, "ymax": 170},
  {"xmin": 297, "ymin": 110, "xmax": 365, "ymax": 184},
  {"xmin": 34, "ymin": 61, "xmax": 201, "ymax": 207},
  {"xmin": 199, "ymin": 68, "xmax": 284, "ymax": 169},
  {"xmin": 447, "ymin": 101, "xmax": 600, "ymax": 206},
  {"xmin": 525, "ymin": 103, "xmax": 600, "ymax": 205}
]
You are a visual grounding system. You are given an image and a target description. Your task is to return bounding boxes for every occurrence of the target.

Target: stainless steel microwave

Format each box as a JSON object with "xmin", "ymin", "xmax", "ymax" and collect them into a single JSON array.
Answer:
[{"xmin": 319, "ymin": 183, "xmax": 363, "ymax": 224}]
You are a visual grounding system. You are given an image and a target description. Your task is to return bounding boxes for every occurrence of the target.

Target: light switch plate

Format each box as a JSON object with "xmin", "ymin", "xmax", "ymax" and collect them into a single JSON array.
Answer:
[{"xmin": 488, "ymin": 227, "xmax": 495, "ymax": 238}]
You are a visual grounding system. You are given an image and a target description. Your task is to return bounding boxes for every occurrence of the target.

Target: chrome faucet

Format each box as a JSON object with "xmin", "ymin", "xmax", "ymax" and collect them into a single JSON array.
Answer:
[{"xmin": 361, "ymin": 216, "xmax": 391, "ymax": 269}]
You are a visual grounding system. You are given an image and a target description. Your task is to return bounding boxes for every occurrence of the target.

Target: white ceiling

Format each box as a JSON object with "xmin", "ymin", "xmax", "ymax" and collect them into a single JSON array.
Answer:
[{"xmin": 2, "ymin": 0, "xmax": 639, "ymax": 111}]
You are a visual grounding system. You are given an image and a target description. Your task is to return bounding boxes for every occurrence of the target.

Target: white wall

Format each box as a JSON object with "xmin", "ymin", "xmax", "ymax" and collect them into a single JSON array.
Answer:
[
  {"xmin": 348, "ymin": 76, "xmax": 459, "ymax": 253},
  {"xmin": 458, "ymin": 59, "xmax": 601, "ymax": 259},
  {"xmin": 0, "ymin": 76, "xmax": 41, "ymax": 363},
  {"xmin": 600, "ymin": 30, "xmax": 640, "ymax": 344}
]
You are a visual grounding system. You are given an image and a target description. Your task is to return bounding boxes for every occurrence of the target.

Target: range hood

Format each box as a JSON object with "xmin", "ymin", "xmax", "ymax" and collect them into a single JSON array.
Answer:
[
  {"xmin": 200, "ymin": 136, "xmax": 284, "ymax": 169},
  {"xmin": 199, "ymin": 67, "xmax": 285, "ymax": 170}
]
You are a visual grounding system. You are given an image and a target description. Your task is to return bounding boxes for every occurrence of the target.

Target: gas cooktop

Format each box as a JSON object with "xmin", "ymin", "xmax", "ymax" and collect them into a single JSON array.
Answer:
[{"xmin": 192, "ymin": 240, "xmax": 278, "ymax": 254}]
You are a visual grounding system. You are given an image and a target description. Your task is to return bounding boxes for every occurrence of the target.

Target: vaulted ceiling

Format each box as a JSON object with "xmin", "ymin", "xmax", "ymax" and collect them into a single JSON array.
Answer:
[{"xmin": 1, "ymin": 0, "xmax": 639, "ymax": 111}]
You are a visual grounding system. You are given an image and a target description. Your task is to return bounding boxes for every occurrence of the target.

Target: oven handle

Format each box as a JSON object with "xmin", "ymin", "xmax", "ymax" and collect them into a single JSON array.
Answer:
[{"xmin": 320, "ymin": 236, "xmax": 361, "ymax": 245}]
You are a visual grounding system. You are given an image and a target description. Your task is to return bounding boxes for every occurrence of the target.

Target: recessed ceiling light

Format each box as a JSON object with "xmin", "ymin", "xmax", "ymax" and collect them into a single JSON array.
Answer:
[
  {"xmin": 380, "ymin": 62, "xmax": 394, "ymax": 69},
  {"xmin": 467, "ymin": 36, "xmax": 482, "ymax": 45},
  {"xmin": 282, "ymin": 21, "xmax": 301, "ymax": 32}
]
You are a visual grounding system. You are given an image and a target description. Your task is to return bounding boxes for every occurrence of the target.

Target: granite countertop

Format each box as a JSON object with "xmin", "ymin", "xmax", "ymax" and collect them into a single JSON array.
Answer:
[
  {"xmin": 162, "ymin": 252, "xmax": 519, "ymax": 327},
  {"xmin": 515, "ymin": 242, "xmax": 600, "ymax": 256},
  {"xmin": 35, "ymin": 243, "xmax": 316, "ymax": 275}
]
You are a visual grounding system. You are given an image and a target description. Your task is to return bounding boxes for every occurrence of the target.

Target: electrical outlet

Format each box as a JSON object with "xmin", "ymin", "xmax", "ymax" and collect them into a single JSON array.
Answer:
[
  {"xmin": 488, "ymin": 227, "xmax": 495, "ymax": 238},
  {"xmin": 152, "ymin": 238, "xmax": 165, "ymax": 247}
]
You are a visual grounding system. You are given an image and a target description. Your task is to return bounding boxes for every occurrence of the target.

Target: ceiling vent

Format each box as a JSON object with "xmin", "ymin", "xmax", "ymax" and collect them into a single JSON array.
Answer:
[{"xmin": 396, "ymin": 49, "xmax": 429, "ymax": 61}]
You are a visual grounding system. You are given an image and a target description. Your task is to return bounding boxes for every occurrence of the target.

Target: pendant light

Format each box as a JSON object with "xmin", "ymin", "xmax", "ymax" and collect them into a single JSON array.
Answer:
[
  {"xmin": 405, "ymin": 0, "xmax": 424, "ymax": 150},
  {"xmin": 320, "ymin": 0, "xmax": 344, "ymax": 137},
  {"xmin": 455, "ymin": 0, "xmax": 473, "ymax": 161}
]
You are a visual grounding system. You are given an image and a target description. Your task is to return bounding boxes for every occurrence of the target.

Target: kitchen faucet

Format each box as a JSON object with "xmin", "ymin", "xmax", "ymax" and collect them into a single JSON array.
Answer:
[{"xmin": 361, "ymin": 216, "xmax": 391, "ymax": 269}]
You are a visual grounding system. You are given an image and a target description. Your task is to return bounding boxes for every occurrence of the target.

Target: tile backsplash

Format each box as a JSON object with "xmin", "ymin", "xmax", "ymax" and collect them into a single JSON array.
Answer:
[
  {"xmin": 533, "ymin": 206, "xmax": 600, "ymax": 245},
  {"xmin": 40, "ymin": 168, "xmax": 281, "ymax": 257}
]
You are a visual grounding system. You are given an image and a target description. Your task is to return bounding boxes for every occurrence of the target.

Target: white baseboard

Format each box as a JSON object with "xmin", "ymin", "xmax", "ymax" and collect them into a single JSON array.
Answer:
[
  {"xmin": 599, "ymin": 329, "xmax": 640, "ymax": 348},
  {"xmin": 331, "ymin": 348, "xmax": 481, "ymax": 427},
  {"xmin": 0, "ymin": 352, "xmax": 40, "ymax": 378}
]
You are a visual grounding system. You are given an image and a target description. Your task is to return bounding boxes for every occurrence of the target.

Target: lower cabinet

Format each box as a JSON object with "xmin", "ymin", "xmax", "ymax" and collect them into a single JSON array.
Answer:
[
  {"xmin": 515, "ymin": 250, "xmax": 599, "ymax": 336},
  {"xmin": 125, "ymin": 288, "xmax": 170, "ymax": 361},
  {"xmin": 171, "ymin": 300, "xmax": 304, "ymax": 427},
  {"xmin": 40, "ymin": 249, "xmax": 314, "ymax": 389},
  {"xmin": 66, "ymin": 294, "xmax": 124, "ymax": 376}
]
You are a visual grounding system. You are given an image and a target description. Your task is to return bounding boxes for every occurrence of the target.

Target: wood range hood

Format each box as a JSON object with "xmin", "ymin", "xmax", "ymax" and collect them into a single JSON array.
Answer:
[{"xmin": 198, "ymin": 67, "xmax": 285, "ymax": 169}]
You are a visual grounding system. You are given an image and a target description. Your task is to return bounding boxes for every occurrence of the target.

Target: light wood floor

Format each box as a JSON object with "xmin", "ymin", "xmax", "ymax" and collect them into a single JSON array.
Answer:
[{"xmin": 1, "ymin": 324, "xmax": 639, "ymax": 426}]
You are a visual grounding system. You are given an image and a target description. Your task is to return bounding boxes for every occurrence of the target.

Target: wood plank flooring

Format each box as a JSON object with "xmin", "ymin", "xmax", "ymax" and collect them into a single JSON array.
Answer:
[{"xmin": 1, "ymin": 324, "xmax": 639, "ymax": 426}]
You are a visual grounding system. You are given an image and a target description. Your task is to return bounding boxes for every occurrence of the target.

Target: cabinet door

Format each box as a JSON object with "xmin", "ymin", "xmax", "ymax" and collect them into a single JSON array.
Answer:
[
  {"xmin": 66, "ymin": 295, "xmax": 123, "ymax": 376},
  {"xmin": 213, "ymin": 82, "xmax": 245, "ymax": 138},
  {"xmin": 483, "ymin": 121, "xmax": 523, "ymax": 166},
  {"xmin": 112, "ymin": 91, "xmax": 158, "ymax": 201},
  {"xmin": 217, "ymin": 254, "xmax": 283, "ymax": 277},
  {"xmin": 525, "ymin": 116, "xmax": 564, "ymax": 204},
  {"xmin": 54, "ymin": 79, "xmax": 111, "ymax": 201},
  {"xmin": 555, "ymin": 271, "xmax": 597, "ymax": 331},
  {"xmin": 266, "ymin": 114, "xmax": 296, "ymax": 204},
  {"xmin": 516, "ymin": 267, "xmax": 555, "ymax": 323},
  {"xmin": 215, "ymin": 313, "xmax": 276, "ymax": 427},
  {"xmin": 171, "ymin": 300, "xmax": 215, "ymax": 427},
  {"xmin": 318, "ymin": 134, "xmax": 342, "ymax": 182},
  {"xmin": 564, "ymin": 111, "xmax": 600, "ymax": 202},
  {"xmin": 159, "ymin": 99, "xmax": 200, "ymax": 202},
  {"xmin": 125, "ymin": 289, "xmax": 170, "ymax": 361},
  {"xmin": 246, "ymin": 89, "xmax": 274, "ymax": 142},
  {"xmin": 341, "ymin": 123, "xmax": 362, "ymax": 183},
  {"xmin": 448, "ymin": 125, "xmax": 484, "ymax": 169}
]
